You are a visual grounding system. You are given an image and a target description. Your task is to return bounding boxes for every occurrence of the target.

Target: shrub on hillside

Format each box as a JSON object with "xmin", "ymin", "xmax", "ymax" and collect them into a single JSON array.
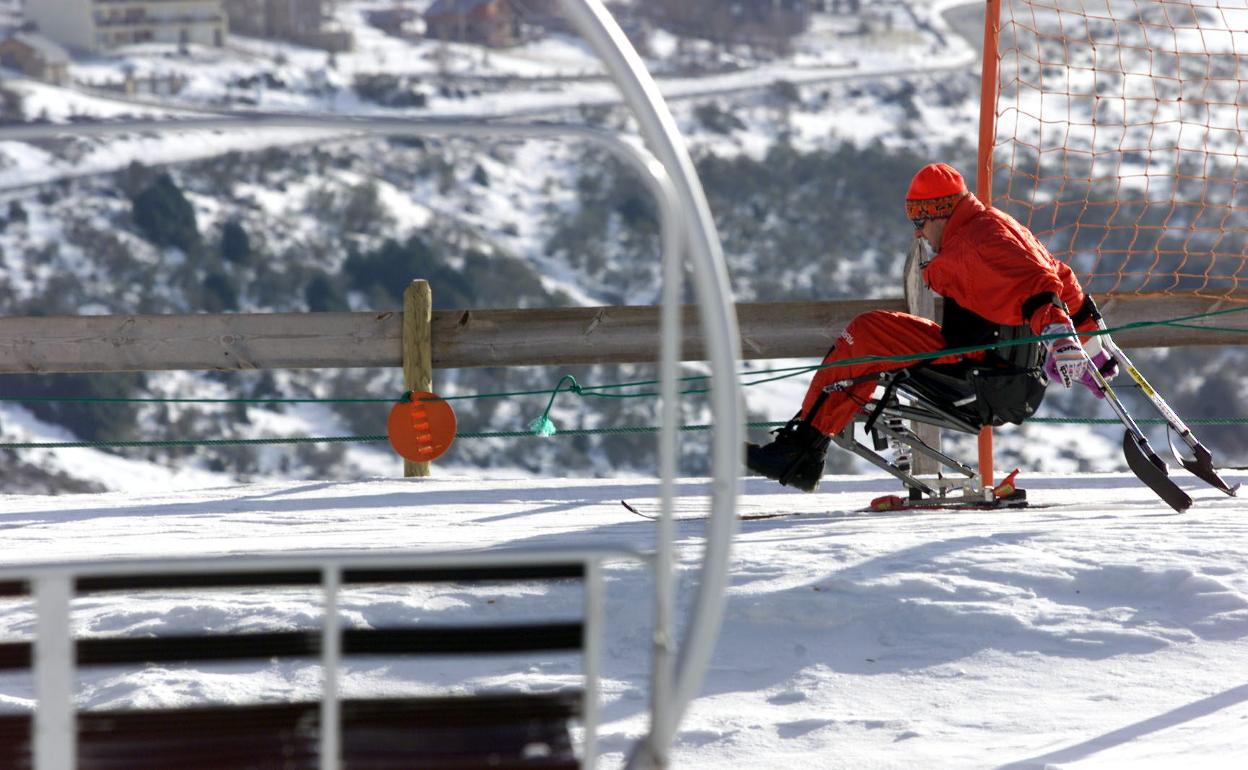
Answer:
[
  {"xmin": 131, "ymin": 173, "xmax": 200, "ymax": 253},
  {"xmin": 694, "ymin": 101, "xmax": 746, "ymax": 135},
  {"xmin": 201, "ymin": 271, "xmax": 239, "ymax": 312},
  {"xmin": 305, "ymin": 272, "xmax": 347, "ymax": 311},
  {"xmin": 220, "ymin": 219, "xmax": 251, "ymax": 264},
  {"xmin": 344, "ymin": 236, "xmax": 440, "ymax": 307},
  {"xmin": 4, "ymin": 373, "xmax": 144, "ymax": 444},
  {"xmin": 344, "ymin": 234, "xmax": 558, "ymax": 310}
]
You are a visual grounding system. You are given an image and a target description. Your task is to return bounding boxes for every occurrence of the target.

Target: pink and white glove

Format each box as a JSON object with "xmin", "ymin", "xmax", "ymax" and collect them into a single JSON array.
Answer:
[
  {"xmin": 1042, "ymin": 323, "xmax": 1089, "ymax": 390},
  {"xmin": 1076, "ymin": 334, "xmax": 1119, "ymax": 399},
  {"xmin": 1043, "ymin": 325, "xmax": 1119, "ymax": 398}
]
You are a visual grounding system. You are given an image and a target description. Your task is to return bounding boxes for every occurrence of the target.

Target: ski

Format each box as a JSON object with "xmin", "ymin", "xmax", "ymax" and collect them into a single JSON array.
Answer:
[
  {"xmin": 864, "ymin": 493, "xmax": 1031, "ymax": 512},
  {"xmin": 866, "ymin": 469, "xmax": 1030, "ymax": 512},
  {"xmin": 619, "ymin": 500, "xmax": 809, "ymax": 522}
]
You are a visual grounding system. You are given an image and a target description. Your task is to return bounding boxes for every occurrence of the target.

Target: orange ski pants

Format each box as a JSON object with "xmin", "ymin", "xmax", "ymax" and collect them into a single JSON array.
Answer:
[{"xmin": 800, "ymin": 310, "xmax": 970, "ymax": 436}]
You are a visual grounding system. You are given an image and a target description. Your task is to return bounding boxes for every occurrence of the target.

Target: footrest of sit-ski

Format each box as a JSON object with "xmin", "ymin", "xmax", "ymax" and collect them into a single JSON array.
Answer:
[{"xmin": 834, "ymin": 426, "xmax": 977, "ymax": 501}]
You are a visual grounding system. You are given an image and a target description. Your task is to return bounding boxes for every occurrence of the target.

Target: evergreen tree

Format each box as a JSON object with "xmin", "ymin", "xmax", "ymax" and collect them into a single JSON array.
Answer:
[
  {"xmin": 220, "ymin": 219, "xmax": 251, "ymax": 264},
  {"xmin": 131, "ymin": 173, "xmax": 200, "ymax": 253}
]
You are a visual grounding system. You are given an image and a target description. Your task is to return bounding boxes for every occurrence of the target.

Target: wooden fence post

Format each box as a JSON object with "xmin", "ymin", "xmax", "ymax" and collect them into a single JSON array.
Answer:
[
  {"xmin": 403, "ymin": 279, "xmax": 433, "ymax": 478},
  {"xmin": 903, "ymin": 239, "xmax": 941, "ymax": 475}
]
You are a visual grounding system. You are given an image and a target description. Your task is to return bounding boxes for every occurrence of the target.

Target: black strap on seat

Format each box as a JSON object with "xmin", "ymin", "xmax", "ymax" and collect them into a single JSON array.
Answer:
[
  {"xmin": 862, "ymin": 370, "xmax": 909, "ymax": 436},
  {"xmin": 1021, "ymin": 291, "xmax": 1068, "ymax": 322},
  {"xmin": 796, "ymin": 369, "xmax": 881, "ymax": 431}
]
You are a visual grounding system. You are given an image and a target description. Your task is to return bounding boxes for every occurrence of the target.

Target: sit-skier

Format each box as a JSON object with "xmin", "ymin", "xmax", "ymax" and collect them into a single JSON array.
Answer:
[{"xmin": 746, "ymin": 162, "xmax": 1119, "ymax": 492}]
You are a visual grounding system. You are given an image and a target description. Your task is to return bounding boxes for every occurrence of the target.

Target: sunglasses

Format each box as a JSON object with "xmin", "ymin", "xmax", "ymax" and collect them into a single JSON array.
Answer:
[{"xmin": 911, "ymin": 217, "xmax": 927, "ymax": 231}]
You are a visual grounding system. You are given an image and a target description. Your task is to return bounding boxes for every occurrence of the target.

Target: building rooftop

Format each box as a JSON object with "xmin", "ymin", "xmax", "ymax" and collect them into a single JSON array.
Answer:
[{"xmin": 5, "ymin": 31, "xmax": 70, "ymax": 63}]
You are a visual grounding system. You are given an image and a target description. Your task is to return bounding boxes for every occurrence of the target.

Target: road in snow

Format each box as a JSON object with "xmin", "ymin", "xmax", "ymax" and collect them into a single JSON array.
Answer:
[
  {"xmin": 1, "ymin": 470, "xmax": 1246, "ymax": 768},
  {"xmin": 0, "ymin": 0, "xmax": 978, "ymax": 191}
]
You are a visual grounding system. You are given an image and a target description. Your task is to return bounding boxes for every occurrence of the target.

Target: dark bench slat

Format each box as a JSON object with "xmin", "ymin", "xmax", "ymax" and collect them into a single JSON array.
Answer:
[
  {"xmin": 78, "ymin": 630, "xmax": 321, "ymax": 665},
  {"xmin": 344, "ymin": 623, "xmax": 584, "ymax": 656},
  {"xmin": 0, "ymin": 642, "xmax": 29, "ymax": 671},
  {"xmin": 0, "ymin": 623, "xmax": 585, "ymax": 670},
  {"xmin": 77, "ymin": 571, "xmax": 323, "ymax": 593},
  {"xmin": 69, "ymin": 563, "xmax": 586, "ymax": 595},
  {"xmin": 0, "ymin": 713, "xmax": 29, "ymax": 770},
  {"xmin": 0, "ymin": 692, "xmax": 582, "ymax": 770},
  {"xmin": 343, "ymin": 564, "xmax": 585, "ymax": 584}
]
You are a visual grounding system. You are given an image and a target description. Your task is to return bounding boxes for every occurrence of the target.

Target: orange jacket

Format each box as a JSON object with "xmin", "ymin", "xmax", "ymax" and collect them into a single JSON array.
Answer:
[{"xmin": 922, "ymin": 194, "xmax": 1088, "ymax": 334}]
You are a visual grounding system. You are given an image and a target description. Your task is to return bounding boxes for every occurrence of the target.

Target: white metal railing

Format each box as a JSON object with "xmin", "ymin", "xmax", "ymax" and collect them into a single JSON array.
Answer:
[{"xmin": 6, "ymin": 547, "xmax": 647, "ymax": 770}]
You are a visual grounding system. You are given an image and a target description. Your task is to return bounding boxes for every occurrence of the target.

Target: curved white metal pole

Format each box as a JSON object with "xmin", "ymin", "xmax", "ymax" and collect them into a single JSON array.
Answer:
[{"xmin": 557, "ymin": 2, "xmax": 744, "ymax": 767}]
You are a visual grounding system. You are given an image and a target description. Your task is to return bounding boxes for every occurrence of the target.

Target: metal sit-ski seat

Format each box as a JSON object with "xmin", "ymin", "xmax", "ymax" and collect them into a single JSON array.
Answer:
[{"xmin": 832, "ymin": 298, "xmax": 1048, "ymax": 502}]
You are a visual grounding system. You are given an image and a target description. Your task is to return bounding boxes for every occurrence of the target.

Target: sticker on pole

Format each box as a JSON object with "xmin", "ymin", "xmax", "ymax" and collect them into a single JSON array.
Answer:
[{"xmin": 387, "ymin": 391, "xmax": 456, "ymax": 463}]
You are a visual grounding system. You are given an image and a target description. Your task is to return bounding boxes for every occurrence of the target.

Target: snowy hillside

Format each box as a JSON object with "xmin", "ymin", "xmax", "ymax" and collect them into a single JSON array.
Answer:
[
  {"xmin": 1, "ymin": 471, "xmax": 1246, "ymax": 768},
  {"xmin": 0, "ymin": 0, "xmax": 992, "ymax": 492},
  {"xmin": 0, "ymin": 0, "xmax": 1244, "ymax": 494}
]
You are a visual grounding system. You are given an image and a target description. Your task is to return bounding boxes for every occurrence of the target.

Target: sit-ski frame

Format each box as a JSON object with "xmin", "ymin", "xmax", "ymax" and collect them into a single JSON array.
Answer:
[
  {"xmin": 833, "ymin": 371, "xmax": 1002, "ymax": 506},
  {"xmin": 841, "ymin": 327, "xmax": 1240, "ymax": 513}
]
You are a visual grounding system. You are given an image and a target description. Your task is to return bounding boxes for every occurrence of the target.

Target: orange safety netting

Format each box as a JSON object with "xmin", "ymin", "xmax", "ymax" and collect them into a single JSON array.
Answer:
[{"xmin": 990, "ymin": 0, "xmax": 1248, "ymax": 298}]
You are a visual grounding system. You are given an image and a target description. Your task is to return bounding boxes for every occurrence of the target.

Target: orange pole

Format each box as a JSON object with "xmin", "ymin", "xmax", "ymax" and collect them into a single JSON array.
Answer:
[{"xmin": 976, "ymin": 0, "xmax": 1003, "ymax": 489}]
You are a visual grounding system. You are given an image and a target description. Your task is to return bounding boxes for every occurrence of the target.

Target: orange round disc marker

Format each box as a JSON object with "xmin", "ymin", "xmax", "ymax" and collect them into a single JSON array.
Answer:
[{"xmin": 387, "ymin": 390, "xmax": 456, "ymax": 463}]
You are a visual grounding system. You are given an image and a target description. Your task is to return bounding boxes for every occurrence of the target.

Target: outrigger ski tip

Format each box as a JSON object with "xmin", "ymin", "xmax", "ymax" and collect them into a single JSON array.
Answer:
[
  {"xmin": 1091, "ymin": 324, "xmax": 1236, "ymax": 507},
  {"xmin": 1122, "ymin": 430, "xmax": 1193, "ymax": 513},
  {"xmin": 1168, "ymin": 433, "xmax": 1240, "ymax": 497}
]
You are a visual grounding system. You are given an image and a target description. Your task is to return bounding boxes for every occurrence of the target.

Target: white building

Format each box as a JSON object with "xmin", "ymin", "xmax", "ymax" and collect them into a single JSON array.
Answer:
[{"xmin": 26, "ymin": 0, "xmax": 227, "ymax": 53}]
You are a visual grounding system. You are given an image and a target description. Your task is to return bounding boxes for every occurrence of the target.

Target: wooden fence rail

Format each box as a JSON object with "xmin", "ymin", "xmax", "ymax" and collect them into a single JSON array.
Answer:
[{"xmin": 0, "ymin": 295, "xmax": 1242, "ymax": 375}]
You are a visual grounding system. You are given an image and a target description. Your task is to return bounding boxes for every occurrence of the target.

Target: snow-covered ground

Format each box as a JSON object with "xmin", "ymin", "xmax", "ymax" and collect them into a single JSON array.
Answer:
[{"xmin": 2, "ymin": 471, "xmax": 1246, "ymax": 768}]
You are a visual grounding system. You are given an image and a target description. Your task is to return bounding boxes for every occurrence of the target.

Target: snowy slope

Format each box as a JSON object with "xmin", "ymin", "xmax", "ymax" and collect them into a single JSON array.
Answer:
[{"xmin": 1, "ymin": 471, "xmax": 1246, "ymax": 768}]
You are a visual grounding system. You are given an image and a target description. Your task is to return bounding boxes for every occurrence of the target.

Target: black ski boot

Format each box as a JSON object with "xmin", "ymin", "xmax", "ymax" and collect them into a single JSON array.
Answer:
[{"xmin": 746, "ymin": 420, "xmax": 830, "ymax": 492}]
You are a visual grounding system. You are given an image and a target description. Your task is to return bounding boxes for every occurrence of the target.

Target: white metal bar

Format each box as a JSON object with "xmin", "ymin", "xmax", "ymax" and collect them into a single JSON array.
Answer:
[
  {"xmin": 581, "ymin": 559, "xmax": 605, "ymax": 769},
  {"xmin": 33, "ymin": 573, "xmax": 74, "ymax": 770},
  {"xmin": 0, "ymin": 547, "xmax": 647, "ymax": 582},
  {"xmin": 320, "ymin": 564, "xmax": 341, "ymax": 770},
  {"xmin": 650, "ymin": 86, "xmax": 682, "ymax": 769}
]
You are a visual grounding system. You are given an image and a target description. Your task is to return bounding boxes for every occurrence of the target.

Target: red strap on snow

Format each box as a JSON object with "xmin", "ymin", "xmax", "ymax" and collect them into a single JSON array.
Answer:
[{"xmin": 868, "ymin": 495, "xmax": 908, "ymax": 512}]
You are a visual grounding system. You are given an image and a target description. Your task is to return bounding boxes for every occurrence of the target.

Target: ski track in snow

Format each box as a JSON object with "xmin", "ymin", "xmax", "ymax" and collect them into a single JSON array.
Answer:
[{"xmin": 1, "ymin": 471, "xmax": 1247, "ymax": 768}]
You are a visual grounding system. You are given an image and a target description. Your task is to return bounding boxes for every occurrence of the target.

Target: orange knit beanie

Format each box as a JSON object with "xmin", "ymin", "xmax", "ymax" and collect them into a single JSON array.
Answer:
[{"xmin": 905, "ymin": 163, "xmax": 968, "ymax": 221}]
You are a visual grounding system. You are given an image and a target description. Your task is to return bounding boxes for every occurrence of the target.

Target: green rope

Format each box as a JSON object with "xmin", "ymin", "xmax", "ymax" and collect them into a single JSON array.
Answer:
[
  {"xmin": 1026, "ymin": 417, "xmax": 1248, "ymax": 425},
  {"xmin": 1, "ymin": 302, "xmax": 1246, "ymax": 453},
  {"xmin": 5, "ymin": 416, "xmax": 1248, "ymax": 452},
  {"xmin": 0, "ymin": 435, "xmax": 390, "ymax": 450},
  {"xmin": 526, "ymin": 374, "xmax": 581, "ymax": 436},
  {"xmin": 0, "ymin": 422, "xmax": 782, "ymax": 450}
]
